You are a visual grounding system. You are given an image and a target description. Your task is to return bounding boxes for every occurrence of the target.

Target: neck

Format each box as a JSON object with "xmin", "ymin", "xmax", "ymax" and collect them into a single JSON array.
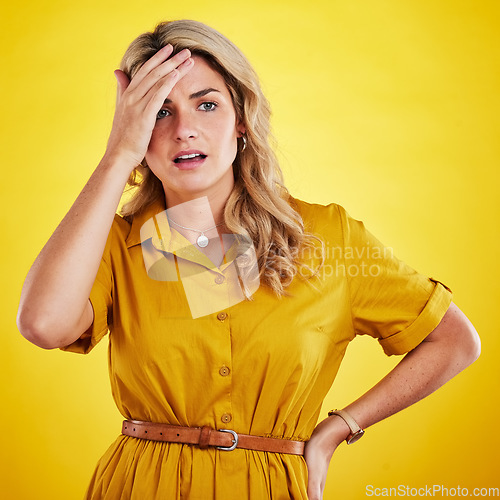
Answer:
[
  {"xmin": 163, "ymin": 186, "xmax": 231, "ymax": 230},
  {"xmin": 163, "ymin": 196, "xmax": 226, "ymax": 251},
  {"xmin": 165, "ymin": 196, "xmax": 223, "ymax": 225},
  {"xmin": 163, "ymin": 176, "xmax": 234, "ymax": 228}
]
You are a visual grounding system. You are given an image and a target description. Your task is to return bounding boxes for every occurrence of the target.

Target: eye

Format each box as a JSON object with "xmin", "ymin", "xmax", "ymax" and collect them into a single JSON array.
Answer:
[
  {"xmin": 198, "ymin": 101, "xmax": 217, "ymax": 112},
  {"xmin": 156, "ymin": 109, "xmax": 170, "ymax": 120}
]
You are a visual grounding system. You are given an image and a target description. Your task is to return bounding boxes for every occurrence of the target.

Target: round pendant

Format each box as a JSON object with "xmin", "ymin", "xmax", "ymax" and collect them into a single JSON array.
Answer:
[{"xmin": 197, "ymin": 234, "xmax": 209, "ymax": 248}]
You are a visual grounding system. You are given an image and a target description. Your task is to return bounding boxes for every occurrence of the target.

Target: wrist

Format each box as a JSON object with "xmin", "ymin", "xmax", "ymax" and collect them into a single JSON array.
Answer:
[
  {"xmin": 328, "ymin": 409, "xmax": 365, "ymax": 445},
  {"xmin": 311, "ymin": 412, "xmax": 351, "ymax": 447},
  {"xmin": 99, "ymin": 150, "xmax": 139, "ymax": 178},
  {"xmin": 326, "ymin": 413, "xmax": 352, "ymax": 444}
]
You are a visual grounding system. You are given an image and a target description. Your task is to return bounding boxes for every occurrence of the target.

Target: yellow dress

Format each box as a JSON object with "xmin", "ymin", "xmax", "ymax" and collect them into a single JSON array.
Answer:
[{"xmin": 61, "ymin": 197, "xmax": 452, "ymax": 499}]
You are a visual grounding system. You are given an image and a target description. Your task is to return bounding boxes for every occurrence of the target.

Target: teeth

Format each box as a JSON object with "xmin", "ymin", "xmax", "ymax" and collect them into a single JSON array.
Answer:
[{"xmin": 177, "ymin": 153, "xmax": 202, "ymax": 160}]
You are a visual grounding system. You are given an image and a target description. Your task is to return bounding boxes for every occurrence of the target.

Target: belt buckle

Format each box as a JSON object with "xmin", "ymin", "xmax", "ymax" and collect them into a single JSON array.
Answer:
[{"xmin": 216, "ymin": 429, "xmax": 238, "ymax": 451}]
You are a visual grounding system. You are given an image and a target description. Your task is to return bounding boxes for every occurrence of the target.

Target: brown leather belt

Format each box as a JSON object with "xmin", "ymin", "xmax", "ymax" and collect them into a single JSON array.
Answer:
[{"xmin": 122, "ymin": 420, "xmax": 305, "ymax": 455}]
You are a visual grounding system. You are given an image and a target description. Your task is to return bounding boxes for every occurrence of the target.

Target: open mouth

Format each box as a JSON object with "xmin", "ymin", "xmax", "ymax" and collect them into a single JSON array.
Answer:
[{"xmin": 173, "ymin": 153, "xmax": 207, "ymax": 164}]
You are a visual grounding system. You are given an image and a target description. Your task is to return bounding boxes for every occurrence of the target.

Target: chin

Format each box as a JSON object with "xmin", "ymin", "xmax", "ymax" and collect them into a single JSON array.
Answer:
[
  {"xmin": 166, "ymin": 168, "xmax": 234, "ymax": 196},
  {"xmin": 164, "ymin": 179, "xmax": 217, "ymax": 199}
]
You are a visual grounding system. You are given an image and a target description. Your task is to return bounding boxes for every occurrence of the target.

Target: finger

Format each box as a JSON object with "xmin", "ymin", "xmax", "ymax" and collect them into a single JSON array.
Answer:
[
  {"xmin": 126, "ymin": 44, "xmax": 187, "ymax": 95},
  {"xmin": 130, "ymin": 48, "xmax": 193, "ymax": 99},
  {"xmin": 306, "ymin": 475, "xmax": 322, "ymax": 500},
  {"xmin": 143, "ymin": 57, "xmax": 194, "ymax": 117},
  {"xmin": 128, "ymin": 43, "xmax": 174, "ymax": 89},
  {"xmin": 114, "ymin": 70, "xmax": 130, "ymax": 101}
]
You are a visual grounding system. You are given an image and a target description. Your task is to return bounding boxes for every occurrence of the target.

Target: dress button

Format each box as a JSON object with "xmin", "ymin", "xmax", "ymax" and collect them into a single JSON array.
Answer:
[
  {"xmin": 215, "ymin": 275, "xmax": 225, "ymax": 284},
  {"xmin": 219, "ymin": 366, "xmax": 230, "ymax": 376},
  {"xmin": 217, "ymin": 312, "xmax": 228, "ymax": 321},
  {"xmin": 221, "ymin": 413, "xmax": 232, "ymax": 424}
]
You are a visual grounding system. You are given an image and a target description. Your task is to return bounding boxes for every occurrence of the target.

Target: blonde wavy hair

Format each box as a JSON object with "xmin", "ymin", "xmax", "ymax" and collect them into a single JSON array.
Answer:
[{"xmin": 120, "ymin": 20, "xmax": 321, "ymax": 296}]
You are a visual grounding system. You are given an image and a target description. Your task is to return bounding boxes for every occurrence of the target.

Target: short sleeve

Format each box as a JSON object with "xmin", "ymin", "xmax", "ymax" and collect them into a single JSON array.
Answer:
[
  {"xmin": 59, "ymin": 222, "xmax": 114, "ymax": 355},
  {"xmin": 337, "ymin": 205, "xmax": 452, "ymax": 356}
]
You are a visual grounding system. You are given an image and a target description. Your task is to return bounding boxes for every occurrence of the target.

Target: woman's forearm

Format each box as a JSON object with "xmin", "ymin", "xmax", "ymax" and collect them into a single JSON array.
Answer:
[
  {"xmin": 341, "ymin": 302, "xmax": 480, "ymax": 433},
  {"xmin": 17, "ymin": 154, "xmax": 131, "ymax": 348},
  {"xmin": 305, "ymin": 303, "xmax": 480, "ymax": 499},
  {"xmin": 18, "ymin": 48, "xmax": 195, "ymax": 350},
  {"xmin": 17, "ymin": 47, "xmax": 197, "ymax": 349}
]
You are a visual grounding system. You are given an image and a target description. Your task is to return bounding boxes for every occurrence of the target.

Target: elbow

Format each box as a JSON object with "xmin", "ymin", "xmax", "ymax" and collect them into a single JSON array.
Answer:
[
  {"xmin": 453, "ymin": 321, "xmax": 481, "ymax": 372},
  {"xmin": 17, "ymin": 311, "xmax": 56, "ymax": 349},
  {"xmin": 441, "ymin": 303, "xmax": 481, "ymax": 370},
  {"xmin": 464, "ymin": 326, "xmax": 481, "ymax": 366},
  {"xmin": 17, "ymin": 307, "xmax": 72, "ymax": 350}
]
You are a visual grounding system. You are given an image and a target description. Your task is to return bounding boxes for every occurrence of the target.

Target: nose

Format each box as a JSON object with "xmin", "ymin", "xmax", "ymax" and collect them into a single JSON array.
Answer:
[{"xmin": 172, "ymin": 110, "xmax": 198, "ymax": 142}]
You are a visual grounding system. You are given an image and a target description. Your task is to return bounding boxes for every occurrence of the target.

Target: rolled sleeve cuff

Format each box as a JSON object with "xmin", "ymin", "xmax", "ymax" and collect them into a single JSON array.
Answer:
[
  {"xmin": 59, "ymin": 286, "xmax": 110, "ymax": 355},
  {"xmin": 378, "ymin": 279, "xmax": 453, "ymax": 356}
]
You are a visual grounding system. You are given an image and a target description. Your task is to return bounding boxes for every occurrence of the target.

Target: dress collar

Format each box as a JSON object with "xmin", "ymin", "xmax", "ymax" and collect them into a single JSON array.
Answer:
[
  {"xmin": 125, "ymin": 197, "xmax": 167, "ymax": 249},
  {"xmin": 125, "ymin": 196, "xmax": 242, "ymax": 271}
]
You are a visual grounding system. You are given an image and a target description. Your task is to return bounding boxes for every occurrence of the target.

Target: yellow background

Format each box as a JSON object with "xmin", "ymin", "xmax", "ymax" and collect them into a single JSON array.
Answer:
[{"xmin": 2, "ymin": 0, "xmax": 499, "ymax": 498}]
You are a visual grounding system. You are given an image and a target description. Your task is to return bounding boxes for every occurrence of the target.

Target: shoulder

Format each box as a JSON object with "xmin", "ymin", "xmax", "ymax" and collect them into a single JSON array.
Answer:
[
  {"xmin": 289, "ymin": 197, "xmax": 375, "ymax": 251},
  {"xmin": 289, "ymin": 196, "xmax": 350, "ymax": 231},
  {"xmin": 110, "ymin": 213, "xmax": 132, "ymax": 241},
  {"xmin": 99, "ymin": 214, "xmax": 133, "ymax": 259}
]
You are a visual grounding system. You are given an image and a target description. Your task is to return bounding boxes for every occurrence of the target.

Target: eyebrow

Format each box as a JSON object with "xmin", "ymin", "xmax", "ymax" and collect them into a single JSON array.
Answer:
[{"xmin": 164, "ymin": 87, "xmax": 221, "ymax": 104}]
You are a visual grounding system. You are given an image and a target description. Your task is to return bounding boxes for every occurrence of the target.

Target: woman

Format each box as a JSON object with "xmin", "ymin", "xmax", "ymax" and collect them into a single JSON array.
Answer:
[{"xmin": 17, "ymin": 19, "xmax": 480, "ymax": 500}]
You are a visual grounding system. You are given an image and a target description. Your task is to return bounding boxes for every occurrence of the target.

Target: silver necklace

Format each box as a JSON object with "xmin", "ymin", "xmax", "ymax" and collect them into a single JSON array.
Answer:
[{"xmin": 168, "ymin": 217, "xmax": 224, "ymax": 248}]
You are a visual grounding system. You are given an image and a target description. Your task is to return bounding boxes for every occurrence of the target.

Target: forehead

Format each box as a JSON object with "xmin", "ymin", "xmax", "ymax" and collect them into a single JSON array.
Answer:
[{"xmin": 169, "ymin": 55, "xmax": 230, "ymax": 97}]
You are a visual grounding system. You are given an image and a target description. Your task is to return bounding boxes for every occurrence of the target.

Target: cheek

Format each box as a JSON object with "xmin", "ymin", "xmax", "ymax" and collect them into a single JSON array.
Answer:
[
  {"xmin": 144, "ymin": 135, "xmax": 167, "ymax": 172},
  {"xmin": 218, "ymin": 130, "xmax": 238, "ymax": 162},
  {"xmin": 145, "ymin": 131, "xmax": 174, "ymax": 167},
  {"xmin": 217, "ymin": 120, "xmax": 239, "ymax": 150},
  {"xmin": 147, "ymin": 127, "xmax": 165, "ymax": 152}
]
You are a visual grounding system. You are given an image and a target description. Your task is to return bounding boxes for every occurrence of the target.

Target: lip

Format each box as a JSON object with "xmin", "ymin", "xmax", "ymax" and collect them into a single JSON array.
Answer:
[
  {"xmin": 172, "ymin": 149, "xmax": 207, "ymax": 170},
  {"xmin": 172, "ymin": 149, "xmax": 207, "ymax": 161}
]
